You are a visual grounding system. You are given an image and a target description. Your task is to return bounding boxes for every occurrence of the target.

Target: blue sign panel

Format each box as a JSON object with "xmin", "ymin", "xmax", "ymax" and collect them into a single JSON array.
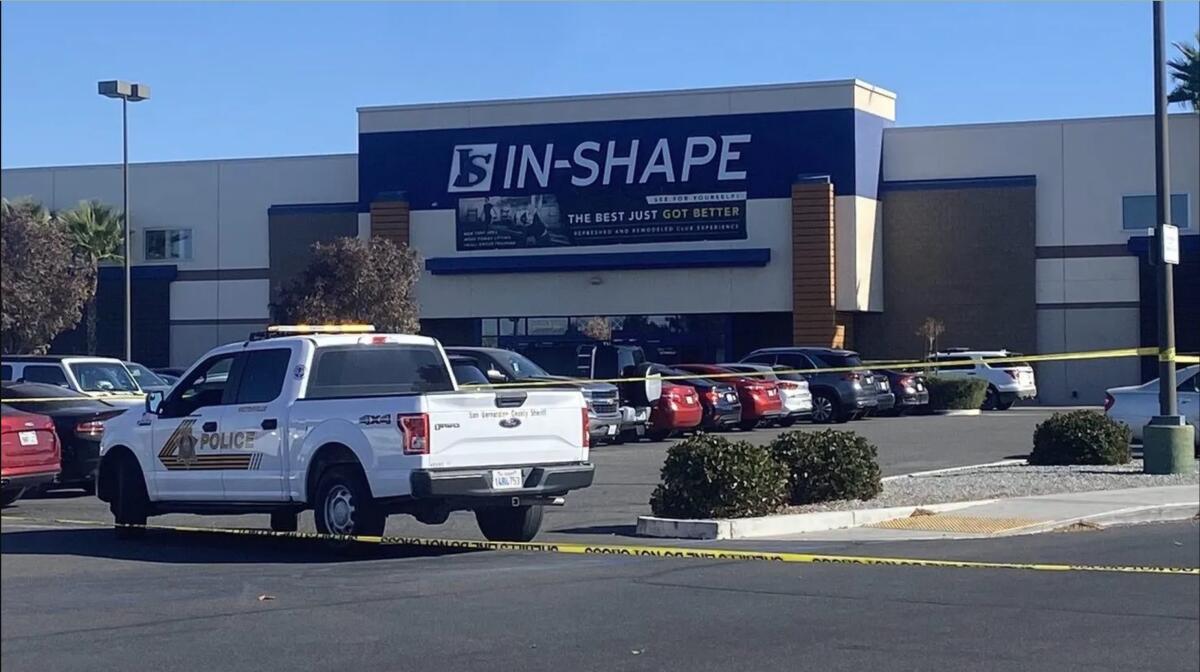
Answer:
[{"xmin": 359, "ymin": 108, "xmax": 865, "ymax": 250}]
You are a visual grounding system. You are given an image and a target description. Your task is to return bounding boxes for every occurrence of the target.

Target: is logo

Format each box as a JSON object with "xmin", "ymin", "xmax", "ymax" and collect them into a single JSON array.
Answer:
[
  {"xmin": 498, "ymin": 417, "xmax": 522, "ymax": 429},
  {"xmin": 447, "ymin": 144, "xmax": 498, "ymax": 193}
]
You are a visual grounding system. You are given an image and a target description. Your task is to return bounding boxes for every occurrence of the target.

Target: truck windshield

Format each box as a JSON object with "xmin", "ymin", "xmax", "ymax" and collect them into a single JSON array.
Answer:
[
  {"xmin": 503, "ymin": 352, "xmax": 552, "ymax": 379},
  {"xmin": 69, "ymin": 362, "xmax": 140, "ymax": 393},
  {"xmin": 307, "ymin": 345, "xmax": 454, "ymax": 399}
]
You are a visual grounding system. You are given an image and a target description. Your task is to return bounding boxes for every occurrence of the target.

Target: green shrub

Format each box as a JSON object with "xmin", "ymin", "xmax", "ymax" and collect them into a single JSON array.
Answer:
[
  {"xmin": 768, "ymin": 430, "xmax": 883, "ymax": 504},
  {"xmin": 1030, "ymin": 410, "xmax": 1132, "ymax": 465},
  {"xmin": 925, "ymin": 377, "xmax": 988, "ymax": 410},
  {"xmin": 649, "ymin": 434, "xmax": 788, "ymax": 519}
]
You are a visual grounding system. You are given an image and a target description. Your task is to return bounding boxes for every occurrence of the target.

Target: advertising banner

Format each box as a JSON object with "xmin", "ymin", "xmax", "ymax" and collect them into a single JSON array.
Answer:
[{"xmin": 455, "ymin": 191, "xmax": 746, "ymax": 251}]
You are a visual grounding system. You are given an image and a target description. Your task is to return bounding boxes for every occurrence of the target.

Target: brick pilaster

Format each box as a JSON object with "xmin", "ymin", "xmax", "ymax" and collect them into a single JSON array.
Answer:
[{"xmin": 791, "ymin": 181, "xmax": 843, "ymax": 348}]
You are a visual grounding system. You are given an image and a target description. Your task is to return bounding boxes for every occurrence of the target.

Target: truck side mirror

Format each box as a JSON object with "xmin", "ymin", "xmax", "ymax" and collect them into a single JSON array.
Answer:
[
  {"xmin": 145, "ymin": 389, "xmax": 164, "ymax": 415},
  {"xmin": 486, "ymin": 369, "xmax": 508, "ymax": 383}
]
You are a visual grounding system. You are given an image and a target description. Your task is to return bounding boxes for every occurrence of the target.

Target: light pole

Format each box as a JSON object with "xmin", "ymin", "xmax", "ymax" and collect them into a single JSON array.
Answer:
[
  {"xmin": 98, "ymin": 80, "xmax": 150, "ymax": 362},
  {"xmin": 1142, "ymin": 2, "xmax": 1192, "ymax": 474}
]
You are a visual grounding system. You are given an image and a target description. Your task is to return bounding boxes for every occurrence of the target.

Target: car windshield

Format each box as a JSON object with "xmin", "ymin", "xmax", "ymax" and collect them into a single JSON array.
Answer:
[
  {"xmin": 126, "ymin": 363, "xmax": 168, "ymax": 387},
  {"xmin": 68, "ymin": 362, "xmax": 140, "ymax": 393},
  {"xmin": 502, "ymin": 352, "xmax": 552, "ymax": 378}
]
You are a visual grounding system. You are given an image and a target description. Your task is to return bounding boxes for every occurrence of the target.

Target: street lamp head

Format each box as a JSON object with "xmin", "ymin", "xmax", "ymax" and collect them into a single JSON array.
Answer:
[{"xmin": 98, "ymin": 80, "xmax": 151, "ymax": 102}]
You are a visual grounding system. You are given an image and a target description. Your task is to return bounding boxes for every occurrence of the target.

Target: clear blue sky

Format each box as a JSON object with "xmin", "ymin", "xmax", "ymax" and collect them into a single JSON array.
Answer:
[{"xmin": 2, "ymin": 1, "xmax": 1197, "ymax": 168}]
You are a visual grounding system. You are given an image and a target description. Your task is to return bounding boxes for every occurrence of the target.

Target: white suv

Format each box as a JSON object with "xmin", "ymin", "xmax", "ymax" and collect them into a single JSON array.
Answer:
[
  {"xmin": 1, "ymin": 355, "xmax": 145, "ymax": 406},
  {"xmin": 929, "ymin": 350, "xmax": 1037, "ymax": 410}
]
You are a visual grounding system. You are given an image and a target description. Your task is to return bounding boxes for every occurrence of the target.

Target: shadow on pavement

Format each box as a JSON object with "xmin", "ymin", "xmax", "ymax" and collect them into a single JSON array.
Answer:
[
  {"xmin": 0, "ymin": 527, "xmax": 478, "ymax": 564},
  {"xmin": 550, "ymin": 524, "xmax": 637, "ymax": 536}
]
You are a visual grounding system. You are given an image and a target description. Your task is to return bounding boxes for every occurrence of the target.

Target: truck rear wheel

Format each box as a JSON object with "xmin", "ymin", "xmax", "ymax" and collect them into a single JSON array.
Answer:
[
  {"xmin": 313, "ymin": 466, "xmax": 385, "ymax": 539},
  {"xmin": 476, "ymin": 504, "xmax": 543, "ymax": 542},
  {"xmin": 112, "ymin": 456, "xmax": 148, "ymax": 539}
]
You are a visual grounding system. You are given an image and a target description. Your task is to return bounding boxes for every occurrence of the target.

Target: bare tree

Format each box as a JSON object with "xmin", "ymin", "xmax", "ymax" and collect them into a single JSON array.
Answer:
[{"xmin": 916, "ymin": 317, "xmax": 945, "ymax": 358}]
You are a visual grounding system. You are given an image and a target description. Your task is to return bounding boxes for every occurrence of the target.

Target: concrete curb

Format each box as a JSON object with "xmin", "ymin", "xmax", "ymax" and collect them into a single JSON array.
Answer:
[
  {"xmin": 1001, "ymin": 501, "xmax": 1200, "ymax": 536},
  {"xmin": 636, "ymin": 499, "xmax": 998, "ymax": 540},
  {"xmin": 880, "ymin": 458, "xmax": 1027, "ymax": 482},
  {"xmin": 932, "ymin": 409, "xmax": 982, "ymax": 417}
]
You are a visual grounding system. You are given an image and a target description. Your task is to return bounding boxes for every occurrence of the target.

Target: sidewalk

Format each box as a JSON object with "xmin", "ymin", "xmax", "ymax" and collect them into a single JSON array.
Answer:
[{"xmin": 765, "ymin": 485, "xmax": 1199, "ymax": 542}]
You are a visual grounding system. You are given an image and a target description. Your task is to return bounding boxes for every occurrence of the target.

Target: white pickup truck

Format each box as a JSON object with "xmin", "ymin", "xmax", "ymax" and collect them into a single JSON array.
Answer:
[{"xmin": 97, "ymin": 327, "xmax": 594, "ymax": 542}]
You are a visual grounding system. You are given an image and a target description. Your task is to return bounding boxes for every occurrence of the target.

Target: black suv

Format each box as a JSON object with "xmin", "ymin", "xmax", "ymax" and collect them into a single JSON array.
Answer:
[{"xmin": 739, "ymin": 347, "xmax": 877, "ymax": 423}]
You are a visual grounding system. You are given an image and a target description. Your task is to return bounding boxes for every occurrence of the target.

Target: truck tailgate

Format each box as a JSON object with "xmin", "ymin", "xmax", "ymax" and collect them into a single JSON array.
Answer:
[{"xmin": 422, "ymin": 390, "xmax": 586, "ymax": 469}]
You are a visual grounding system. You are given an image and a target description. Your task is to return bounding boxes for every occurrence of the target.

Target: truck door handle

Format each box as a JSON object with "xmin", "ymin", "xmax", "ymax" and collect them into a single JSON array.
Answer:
[
  {"xmin": 261, "ymin": 418, "xmax": 278, "ymax": 430},
  {"xmin": 202, "ymin": 421, "xmax": 218, "ymax": 432}
]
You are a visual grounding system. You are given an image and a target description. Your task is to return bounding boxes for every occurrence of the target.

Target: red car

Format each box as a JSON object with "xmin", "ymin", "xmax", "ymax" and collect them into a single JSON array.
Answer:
[
  {"xmin": 647, "ymin": 381, "xmax": 703, "ymax": 441},
  {"xmin": 1, "ymin": 406, "xmax": 61, "ymax": 507},
  {"xmin": 676, "ymin": 364, "xmax": 784, "ymax": 431}
]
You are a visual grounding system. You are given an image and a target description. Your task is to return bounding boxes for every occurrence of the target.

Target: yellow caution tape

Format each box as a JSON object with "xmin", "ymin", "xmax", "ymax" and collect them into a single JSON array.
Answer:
[
  {"xmin": 6, "ymin": 347, "xmax": 1197, "ymax": 402},
  {"xmin": 1159, "ymin": 347, "xmax": 1177, "ymax": 363},
  {"xmin": 3, "ymin": 515, "xmax": 1196, "ymax": 576}
]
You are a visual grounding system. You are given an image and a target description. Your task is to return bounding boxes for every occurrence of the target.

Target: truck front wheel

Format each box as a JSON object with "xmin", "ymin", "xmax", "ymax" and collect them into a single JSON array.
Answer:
[
  {"xmin": 313, "ymin": 466, "xmax": 385, "ymax": 539},
  {"xmin": 476, "ymin": 504, "xmax": 543, "ymax": 542},
  {"xmin": 112, "ymin": 456, "xmax": 148, "ymax": 539}
]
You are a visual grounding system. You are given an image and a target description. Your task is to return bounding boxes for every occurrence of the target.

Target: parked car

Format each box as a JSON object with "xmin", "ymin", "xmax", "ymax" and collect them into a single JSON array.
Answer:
[
  {"xmin": 1105, "ymin": 365, "xmax": 1199, "ymax": 448},
  {"xmin": 676, "ymin": 364, "xmax": 783, "ymax": 430},
  {"xmin": 1, "ymin": 406, "xmax": 61, "ymax": 507},
  {"xmin": 719, "ymin": 363, "xmax": 812, "ymax": 426},
  {"xmin": 646, "ymin": 379, "xmax": 703, "ymax": 441},
  {"xmin": 929, "ymin": 349, "xmax": 1037, "ymax": 410},
  {"xmin": 153, "ymin": 367, "xmax": 186, "ymax": 380},
  {"xmin": 1, "ymin": 382, "xmax": 127, "ymax": 494},
  {"xmin": 875, "ymin": 369, "xmax": 931, "ymax": 414},
  {"xmin": 739, "ymin": 347, "xmax": 877, "ymax": 423},
  {"xmin": 1, "ymin": 355, "xmax": 145, "ymax": 407},
  {"xmin": 100, "ymin": 325, "xmax": 594, "ymax": 542},
  {"xmin": 865, "ymin": 372, "xmax": 895, "ymax": 416},
  {"xmin": 124, "ymin": 362, "xmax": 174, "ymax": 394},
  {"xmin": 650, "ymin": 364, "xmax": 741, "ymax": 430},
  {"xmin": 445, "ymin": 346, "xmax": 624, "ymax": 443}
]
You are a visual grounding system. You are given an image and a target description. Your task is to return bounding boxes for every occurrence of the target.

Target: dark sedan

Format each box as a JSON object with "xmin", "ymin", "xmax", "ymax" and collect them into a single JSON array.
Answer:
[
  {"xmin": 650, "ymin": 364, "xmax": 741, "ymax": 430},
  {"xmin": 875, "ymin": 369, "xmax": 931, "ymax": 415},
  {"xmin": 0, "ymin": 382, "xmax": 127, "ymax": 494}
]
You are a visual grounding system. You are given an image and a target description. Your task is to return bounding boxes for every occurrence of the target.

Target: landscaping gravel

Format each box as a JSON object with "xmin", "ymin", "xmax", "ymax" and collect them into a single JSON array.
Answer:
[{"xmin": 786, "ymin": 459, "xmax": 1200, "ymax": 514}]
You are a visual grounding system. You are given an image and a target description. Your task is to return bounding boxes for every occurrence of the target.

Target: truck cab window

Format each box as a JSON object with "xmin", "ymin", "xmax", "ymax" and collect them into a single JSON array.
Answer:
[
  {"xmin": 235, "ymin": 349, "xmax": 292, "ymax": 404},
  {"xmin": 161, "ymin": 354, "xmax": 236, "ymax": 417}
]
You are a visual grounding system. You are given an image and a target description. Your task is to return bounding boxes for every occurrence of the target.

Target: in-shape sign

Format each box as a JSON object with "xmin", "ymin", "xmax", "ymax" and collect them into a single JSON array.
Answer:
[{"xmin": 446, "ymin": 135, "xmax": 752, "ymax": 193}]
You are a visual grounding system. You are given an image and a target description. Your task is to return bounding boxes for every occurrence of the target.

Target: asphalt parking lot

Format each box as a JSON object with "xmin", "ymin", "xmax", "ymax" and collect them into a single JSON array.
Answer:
[
  {"xmin": 2, "ymin": 517, "xmax": 1196, "ymax": 672},
  {"xmin": 2, "ymin": 407, "xmax": 1067, "ymax": 543},
  {"xmin": 4, "ymin": 406, "xmax": 1198, "ymax": 672}
]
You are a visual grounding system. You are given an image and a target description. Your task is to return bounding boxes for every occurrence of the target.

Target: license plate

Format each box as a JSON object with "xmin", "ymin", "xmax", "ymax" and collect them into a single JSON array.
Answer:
[
  {"xmin": 725, "ymin": 393, "xmax": 737, "ymax": 402},
  {"xmin": 18, "ymin": 431, "xmax": 38, "ymax": 446},
  {"xmin": 917, "ymin": 383, "xmax": 924, "ymax": 391},
  {"xmin": 607, "ymin": 425, "xmax": 619, "ymax": 436},
  {"xmin": 492, "ymin": 469, "xmax": 524, "ymax": 490},
  {"xmin": 685, "ymin": 396, "xmax": 696, "ymax": 404},
  {"xmin": 767, "ymin": 389, "xmax": 777, "ymax": 397}
]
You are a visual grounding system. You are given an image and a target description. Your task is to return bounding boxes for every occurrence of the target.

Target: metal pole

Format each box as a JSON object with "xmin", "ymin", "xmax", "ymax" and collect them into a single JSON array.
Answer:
[
  {"xmin": 1152, "ymin": 0, "xmax": 1176, "ymax": 416},
  {"xmin": 122, "ymin": 96, "xmax": 132, "ymax": 362}
]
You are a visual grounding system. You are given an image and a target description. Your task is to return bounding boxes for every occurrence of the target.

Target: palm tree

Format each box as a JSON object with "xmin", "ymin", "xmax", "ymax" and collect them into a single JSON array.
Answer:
[
  {"xmin": 1168, "ymin": 32, "xmax": 1199, "ymax": 110},
  {"xmin": 58, "ymin": 200, "xmax": 124, "ymax": 355}
]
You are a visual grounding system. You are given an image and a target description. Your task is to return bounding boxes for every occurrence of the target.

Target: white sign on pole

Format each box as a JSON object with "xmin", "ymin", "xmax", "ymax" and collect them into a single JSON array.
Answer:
[{"xmin": 1161, "ymin": 224, "xmax": 1179, "ymax": 265}]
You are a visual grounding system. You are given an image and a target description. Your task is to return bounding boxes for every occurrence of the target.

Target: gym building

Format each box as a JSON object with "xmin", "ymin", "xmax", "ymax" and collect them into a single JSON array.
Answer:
[{"xmin": 2, "ymin": 80, "xmax": 1197, "ymax": 405}]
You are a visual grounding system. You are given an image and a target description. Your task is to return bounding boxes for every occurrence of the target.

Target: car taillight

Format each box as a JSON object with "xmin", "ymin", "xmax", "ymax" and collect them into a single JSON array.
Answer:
[
  {"xmin": 899, "ymin": 376, "xmax": 913, "ymax": 387},
  {"xmin": 778, "ymin": 381, "xmax": 798, "ymax": 391},
  {"xmin": 398, "ymin": 413, "xmax": 430, "ymax": 455},
  {"xmin": 75, "ymin": 420, "xmax": 106, "ymax": 438},
  {"xmin": 581, "ymin": 407, "xmax": 590, "ymax": 448},
  {"xmin": 707, "ymin": 389, "xmax": 720, "ymax": 403},
  {"xmin": 841, "ymin": 372, "xmax": 862, "ymax": 381},
  {"xmin": 1104, "ymin": 393, "xmax": 1115, "ymax": 412}
]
